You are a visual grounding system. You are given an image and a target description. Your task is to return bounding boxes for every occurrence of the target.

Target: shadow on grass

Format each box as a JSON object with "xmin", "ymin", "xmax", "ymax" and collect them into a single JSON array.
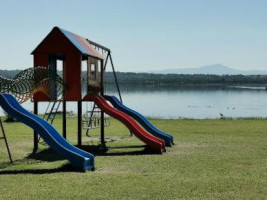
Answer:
[
  {"xmin": 0, "ymin": 163, "xmax": 77, "ymax": 175},
  {"xmin": 0, "ymin": 161, "xmax": 14, "ymax": 170},
  {"xmin": 77, "ymin": 144, "xmax": 160, "ymax": 156},
  {"xmin": 0, "ymin": 149, "xmax": 65, "ymax": 171},
  {"xmin": 27, "ymin": 148, "xmax": 65, "ymax": 162},
  {"xmin": 0, "ymin": 144, "xmax": 160, "ymax": 175},
  {"xmin": 26, "ymin": 144, "xmax": 157, "ymax": 161}
]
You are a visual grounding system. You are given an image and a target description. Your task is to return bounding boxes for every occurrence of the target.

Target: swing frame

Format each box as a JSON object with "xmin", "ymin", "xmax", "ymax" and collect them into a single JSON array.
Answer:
[{"xmin": 0, "ymin": 116, "xmax": 13, "ymax": 163}]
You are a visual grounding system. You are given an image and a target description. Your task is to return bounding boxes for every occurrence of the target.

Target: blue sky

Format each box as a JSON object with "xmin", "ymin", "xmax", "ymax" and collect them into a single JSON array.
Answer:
[{"xmin": 0, "ymin": 0, "xmax": 266, "ymax": 72}]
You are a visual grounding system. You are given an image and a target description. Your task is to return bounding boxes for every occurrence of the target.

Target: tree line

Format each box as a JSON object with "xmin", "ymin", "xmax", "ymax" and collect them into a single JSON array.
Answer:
[
  {"xmin": 1, "ymin": 69, "xmax": 267, "ymax": 85},
  {"xmin": 105, "ymin": 72, "xmax": 267, "ymax": 85}
]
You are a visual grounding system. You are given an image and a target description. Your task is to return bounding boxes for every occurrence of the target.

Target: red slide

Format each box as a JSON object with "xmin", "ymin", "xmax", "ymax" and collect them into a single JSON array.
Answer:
[{"xmin": 84, "ymin": 95, "xmax": 165, "ymax": 152}]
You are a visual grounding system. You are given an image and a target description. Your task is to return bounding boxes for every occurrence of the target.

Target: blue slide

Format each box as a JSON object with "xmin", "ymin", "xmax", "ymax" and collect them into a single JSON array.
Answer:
[
  {"xmin": 0, "ymin": 94, "xmax": 94, "ymax": 171},
  {"xmin": 104, "ymin": 95, "xmax": 174, "ymax": 147}
]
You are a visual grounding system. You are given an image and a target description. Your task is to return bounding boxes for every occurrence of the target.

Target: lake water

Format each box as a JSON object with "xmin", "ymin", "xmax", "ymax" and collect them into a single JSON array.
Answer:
[{"xmin": 1, "ymin": 84, "xmax": 267, "ymax": 119}]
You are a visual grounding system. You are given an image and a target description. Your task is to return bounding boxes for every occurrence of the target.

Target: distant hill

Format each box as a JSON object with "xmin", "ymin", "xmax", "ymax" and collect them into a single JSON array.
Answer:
[
  {"xmin": 150, "ymin": 64, "xmax": 267, "ymax": 75},
  {"xmin": 0, "ymin": 69, "xmax": 22, "ymax": 79}
]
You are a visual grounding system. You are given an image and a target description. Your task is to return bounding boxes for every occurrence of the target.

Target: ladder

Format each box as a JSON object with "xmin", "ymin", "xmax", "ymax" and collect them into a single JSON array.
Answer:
[
  {"xmin": 38, "ymin": 101, "xmax": 61, "ymax": 143},
  {"xmin": 83, "ymin": 103, "xmax": 97, "ymax": 135},
  {"xmin": 43, "ymin": 101, "xmax": 61, "ymax": 124},
  {"xmin": 0, "ymin": 117, "xmax": 13, "ymax": 163},
  {"xmin": 83, "ymin": 103, "xmax": 110, "ymax": 136}
]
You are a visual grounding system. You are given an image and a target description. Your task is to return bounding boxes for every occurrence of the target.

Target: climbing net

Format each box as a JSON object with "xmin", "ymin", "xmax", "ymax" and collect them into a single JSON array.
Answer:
[{"xmin": 0, "ymin": 67, "xmax": 65, "ymax": 103}]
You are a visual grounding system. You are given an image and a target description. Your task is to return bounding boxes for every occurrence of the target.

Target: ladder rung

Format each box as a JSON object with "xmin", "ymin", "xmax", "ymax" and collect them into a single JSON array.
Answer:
[{"xmin": 0, "ymin": 137, "xmax": 4, "ymax": 139}]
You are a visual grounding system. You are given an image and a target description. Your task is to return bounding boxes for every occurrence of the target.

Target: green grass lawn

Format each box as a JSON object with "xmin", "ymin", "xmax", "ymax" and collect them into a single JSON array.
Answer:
[{"xmin": 0, "ymin": 117, "xmax": 266, "ymax": 200}]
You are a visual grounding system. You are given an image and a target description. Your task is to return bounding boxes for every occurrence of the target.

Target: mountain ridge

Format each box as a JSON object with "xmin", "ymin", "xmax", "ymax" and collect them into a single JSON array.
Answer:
[{"xmin": 150, "ymin": 64, "xmax": 267, "ymax": 75}]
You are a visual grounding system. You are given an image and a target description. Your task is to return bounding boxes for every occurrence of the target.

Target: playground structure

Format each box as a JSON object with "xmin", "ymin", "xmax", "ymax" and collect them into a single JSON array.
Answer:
[
  {"xmin": 31, "ymin": 27, "xmax": 106, "ymax": 151},
  {"xmin": 0, "ymin": 27, "xmax": 173, "ymax": 171}
]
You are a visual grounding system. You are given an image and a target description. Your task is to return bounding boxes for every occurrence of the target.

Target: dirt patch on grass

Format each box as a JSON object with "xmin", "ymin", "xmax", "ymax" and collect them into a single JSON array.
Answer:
[
  {"xmin": 168, "ymin": 142, "xmax": 207, "ymax": 155},
  {"xmin": 96, "ymin": 166, "xmax": 132, "ymax": 174},
  {"xmin": 83, "ymin": 136, "xmax": 124, "ymax": 143}
]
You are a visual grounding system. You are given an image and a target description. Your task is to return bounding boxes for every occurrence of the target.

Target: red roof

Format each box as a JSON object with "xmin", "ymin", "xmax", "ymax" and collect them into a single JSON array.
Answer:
[{"xmin": 32, "ymin": 27, "xmax": 103, "ymax": 60}]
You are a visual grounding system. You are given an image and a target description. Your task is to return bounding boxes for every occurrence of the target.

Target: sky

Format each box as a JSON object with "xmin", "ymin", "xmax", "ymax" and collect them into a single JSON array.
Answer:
[{"xmin": 0, "ymin": 0, "xmax": 267, "ymax": 72}]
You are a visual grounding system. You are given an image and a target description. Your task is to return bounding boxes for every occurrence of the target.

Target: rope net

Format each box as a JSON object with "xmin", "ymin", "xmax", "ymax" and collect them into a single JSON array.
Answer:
[{"xmin": 0, "ymin": 66, "xmax": 65, "ymax": 103}]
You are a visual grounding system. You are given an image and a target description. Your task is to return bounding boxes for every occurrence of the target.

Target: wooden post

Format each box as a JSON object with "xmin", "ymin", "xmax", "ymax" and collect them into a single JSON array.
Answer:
[
  {"xmin": 62, "ymin": 59, "xmax": 67, "ymax": 139},
  {"xmin": 63, "ymin": 100, "xmax": 66, "ymax": 139},
  {"xmin": 77, "ymin": 101, "xmax": 82, "ymax": 147},
  {"xmin": 33, "ymin": 101, "xmax": 38, "ymax": 153},
  {"xmin": 100, "ymin": 59, "xmax": 105, "ymax": 147},
  {"xmin": 100, "ymin": 111, "xmax": 105, "ymax": 146},
  {"xmin": 0, "ymin": 117, "xmax": 13, "ymax": 163}
]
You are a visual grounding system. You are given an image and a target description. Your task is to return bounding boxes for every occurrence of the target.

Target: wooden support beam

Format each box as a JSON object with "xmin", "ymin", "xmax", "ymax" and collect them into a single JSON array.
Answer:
[
  {"xmin": 63, "ymin": 100, "xmax": 66, "ymax": 139},
  {"xmin": 33, "ymin": 101, "xmax": 38, "ymax": 153},
  {"xmin": 100, "ymin": 59, "xmax": 105, "ymax": 147},
  {"xmin": 100, "ymin": 111, "xmax": 105, "ymax": 146},
  {"xmin": 77, "ymin": 101, "xmax": 82, "ymax": 147},
  {"xmin": 86, "ymin": 39, "xmax": 111, "ymax": 53},
  {"xmin": 100, "ymin": 59, "xmax": 104, "ymax": 96}
]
